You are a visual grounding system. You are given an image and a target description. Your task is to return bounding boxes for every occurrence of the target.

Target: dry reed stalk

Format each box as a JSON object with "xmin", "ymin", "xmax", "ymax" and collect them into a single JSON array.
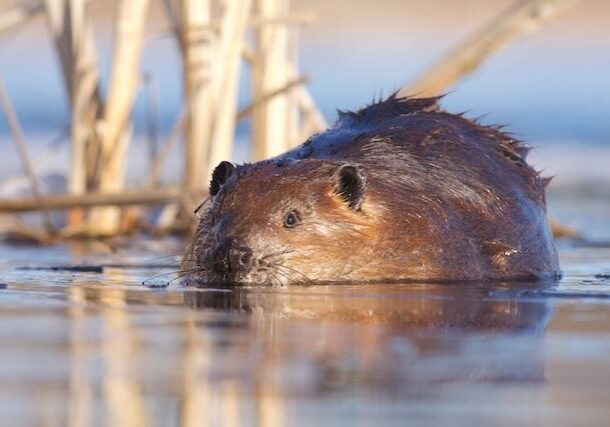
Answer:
[
  {"xmin": 0, "ymin": 80, "xmax": 55, "ymax": 233},
  {"xmin": 152, "ymin": 11, "xmax": 314, "ymax": 41},
  {"xmin": 0, "ymin": 188, "xmax": 181, "ymax": 213},
  {"xmin": 550, "ymin": 219, "xmax": 581, "ymax": 239},
  {"xmin": 162, "ymin": 0, "xmax": 184, "ymax": 50},
  {"xmin": 43, "ymin": 0, "xmax": 104, "ymax": 227},
  {"xmin": 206, "ymin": 0, "xmax": 253, "ymax": 177},
  {"xmin": 400, "ymin": 0, "xmax": 580, "ymax": 97},
  {"xmin": 249, "ymin": 11, "xmax": 315, "ymax": 27},
  {"xmin": 154, "ymin": 203, "xmax": 181, "ymax": 233},
  {"xmin": 241, "ymin": 44, "xmax": 257, "ymax": 64},
  {"xmin": 146, "ymin": 105, "xmax": 187, "ymax": 187},
  {"xmin": 88, "ymin": 0, "xmax": 150, "ymax": 235},
  {"xmin": 143, "ymin": 73, "xmax": 160, "ymax": 165},
  {"xmin": 285, "ymin": 24, "xmax": 300, "ymax": 148},
  {"xmin": 0, "ymin": 219, "xmax": 53, "ymax": 245},
  {"xmin": 294, "ymin": 76, "xmax": 328, "ymax": 140},
  {"xmin": 0, "ymin": 1, "xmax": 42, "ymax": 37},
  {"xmin": 251, "ymin": 0, "xmax": 297, "ymax": 160},
  {"xmin": 180, "ymin": 0, "xmax": 215, "ymax": 194},
  {"xmin": 237, "ymin": 75, "xmax": 309, "ymax": 121}
]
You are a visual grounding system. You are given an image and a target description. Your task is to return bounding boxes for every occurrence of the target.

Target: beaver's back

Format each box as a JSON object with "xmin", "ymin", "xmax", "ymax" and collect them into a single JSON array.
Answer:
[{"xmin": 281, "ymin": 95, "xmax": 559, "ymax": 280}]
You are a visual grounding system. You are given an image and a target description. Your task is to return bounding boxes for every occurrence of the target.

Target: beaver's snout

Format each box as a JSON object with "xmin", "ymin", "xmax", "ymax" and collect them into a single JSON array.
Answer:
[{"xmin": 211, "ymin": 237, "xmax": 253, "ymax": 280}]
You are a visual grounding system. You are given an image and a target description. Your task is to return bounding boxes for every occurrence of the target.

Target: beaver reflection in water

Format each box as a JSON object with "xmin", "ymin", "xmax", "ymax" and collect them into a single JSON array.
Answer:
[{"xmin": 182, "ymin": 95, "xmax": 559, "ymax": 285}]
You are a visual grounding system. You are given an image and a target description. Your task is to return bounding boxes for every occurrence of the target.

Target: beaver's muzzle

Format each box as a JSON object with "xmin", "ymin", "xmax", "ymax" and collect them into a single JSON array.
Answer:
[{"xmin": 211, "ymin": 237, "xmax": 253, "ymax": 281}]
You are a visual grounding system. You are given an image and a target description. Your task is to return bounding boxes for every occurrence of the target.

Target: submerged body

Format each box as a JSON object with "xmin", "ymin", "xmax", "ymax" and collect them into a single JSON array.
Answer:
[{"xmin": 183, "ymin": 95, "xmax": 559, "ymax": 285}]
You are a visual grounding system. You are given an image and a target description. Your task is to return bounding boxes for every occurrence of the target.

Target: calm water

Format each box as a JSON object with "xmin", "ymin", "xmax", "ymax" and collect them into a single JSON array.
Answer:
[{"xmin": 0, "ymin": 198, "xmax": 609, "ymax": 426}]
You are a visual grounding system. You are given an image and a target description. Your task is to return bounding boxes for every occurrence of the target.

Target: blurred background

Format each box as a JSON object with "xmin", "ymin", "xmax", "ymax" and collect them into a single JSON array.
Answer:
[{"xmin": 0, "ymin": 0, "xmax": 608, "ymax": 240}]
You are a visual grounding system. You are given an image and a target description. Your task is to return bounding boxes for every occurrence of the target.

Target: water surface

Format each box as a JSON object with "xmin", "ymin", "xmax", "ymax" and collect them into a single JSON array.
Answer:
[{"xmin": 0, "ymin": 204, "xmax": 609, "ymax": 426}]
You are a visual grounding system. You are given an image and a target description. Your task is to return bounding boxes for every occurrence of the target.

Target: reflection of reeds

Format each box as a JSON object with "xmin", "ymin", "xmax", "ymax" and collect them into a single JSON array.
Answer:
[
  {"xmin": 100, "ymin": 286, "xmax": 150, "ymax": 427},
  {"xmin": 67, "ymin": 286, "xmax": 92, "ymax": 427}
]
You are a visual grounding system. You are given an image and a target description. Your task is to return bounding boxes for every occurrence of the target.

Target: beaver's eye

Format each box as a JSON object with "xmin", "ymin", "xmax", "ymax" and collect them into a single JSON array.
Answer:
[{"xmin": 283, "ymin": 210, "xmax": 300, "ymax": 228}]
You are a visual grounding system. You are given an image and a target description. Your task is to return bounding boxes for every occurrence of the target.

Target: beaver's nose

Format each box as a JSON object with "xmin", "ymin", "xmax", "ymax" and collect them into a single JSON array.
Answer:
[{"xmin": 212, "ymin": 238, "xmax": 253, "ymax": 277}]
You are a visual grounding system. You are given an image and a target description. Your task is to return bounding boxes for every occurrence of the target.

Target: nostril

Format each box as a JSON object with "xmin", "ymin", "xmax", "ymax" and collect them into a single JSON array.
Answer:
[
  {"xmin": 238, "ymin": 246, "xmax": 252, "ymax": 268},
  {"xmin": 213, "ymin": 239, "xmax": 253, "ymax": 277}
]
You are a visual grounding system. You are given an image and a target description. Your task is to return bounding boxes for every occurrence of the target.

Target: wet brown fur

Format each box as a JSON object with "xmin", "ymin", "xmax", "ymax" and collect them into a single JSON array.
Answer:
[{"xmin": 182, "ymin": 94, "xmax": 559, "ymax": 285}]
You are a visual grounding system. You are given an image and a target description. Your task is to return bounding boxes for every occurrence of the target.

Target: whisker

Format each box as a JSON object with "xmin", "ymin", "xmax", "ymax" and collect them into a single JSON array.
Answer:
[
  {"xmin": 272, "ymin": 263, "xmax": 313, "ymax": 285},
  {"xmin": 142, "ymin": 268, "xmax": 204, "ymax": 285},
  {"xmin": 259, "ymin": 249, "xmax": 294, "ymax": 263},
  {"xmin": 138, "ymin": 253, "xmax": 187, "ymax": 263},
  {"xmin": 266, "ymin": 270, "xmax": 284, "ymax": 287},
  {"xmin": 258, "ymin": 265, "xmax": 281, "ymax": 286},
  {"xmin": 167, "ymin": 271, "xmax": 201, "ymax": 286},
  {"xmin": 270, "ymin": 268, "xmax": 294, "ymax": 286}
]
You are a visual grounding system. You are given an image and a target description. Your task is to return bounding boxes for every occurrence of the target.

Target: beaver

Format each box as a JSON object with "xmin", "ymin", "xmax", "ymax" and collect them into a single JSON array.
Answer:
[{"xmin": 182, "ymin": 94, "xmax": 559, "ymax": 285}]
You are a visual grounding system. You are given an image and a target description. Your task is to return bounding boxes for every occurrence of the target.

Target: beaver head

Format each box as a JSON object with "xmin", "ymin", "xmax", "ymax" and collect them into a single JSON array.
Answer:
[{"xmin": 183, "ymin": 159, "xmax": 383, "ymax": 285}]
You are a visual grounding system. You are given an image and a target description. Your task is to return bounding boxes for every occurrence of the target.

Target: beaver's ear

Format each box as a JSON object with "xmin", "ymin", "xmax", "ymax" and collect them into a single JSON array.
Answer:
[
  {"xmin": 334, "ymin": 164, "xmax": 366, "ymax": 210},
  {"xmin": 209, "ymin": 161, "xmax": 235, "ymax": 196}
]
